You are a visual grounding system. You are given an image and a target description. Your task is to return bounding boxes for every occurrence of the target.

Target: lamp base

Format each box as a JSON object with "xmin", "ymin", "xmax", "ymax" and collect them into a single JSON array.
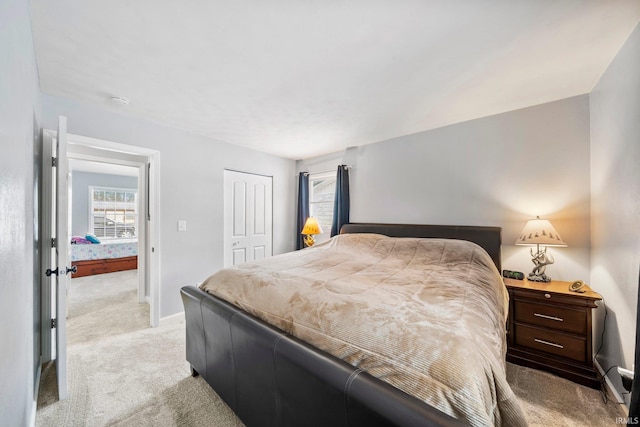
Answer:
[
  {"xmin": 527, "ymin": 272, "xmax": 551, "ymax": 282},
  {"xmin": 303, "ymin": 234, "xmax": 316, "ymax": 247},
  {"xmin": 528, "ymin": 246, "xmax": 554, "ymax": 282}
]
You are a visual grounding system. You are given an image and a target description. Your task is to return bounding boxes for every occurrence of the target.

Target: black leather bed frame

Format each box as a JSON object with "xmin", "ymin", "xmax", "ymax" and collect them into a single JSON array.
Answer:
[{"xmin": 180, "ymin": 223, "xmax": 502, "ymax": 427}]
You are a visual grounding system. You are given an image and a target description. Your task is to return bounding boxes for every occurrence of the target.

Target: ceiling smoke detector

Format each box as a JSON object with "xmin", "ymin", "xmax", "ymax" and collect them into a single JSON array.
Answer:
[{"xmin": 110, "ymin": 96, "xmax": 130, "ymax": 106}]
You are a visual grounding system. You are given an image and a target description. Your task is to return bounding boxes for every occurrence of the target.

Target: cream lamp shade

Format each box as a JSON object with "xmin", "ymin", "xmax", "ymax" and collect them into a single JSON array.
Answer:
[
  {"xmin": 515, "ymin": 217, "xmax": 567, "ymax": 247},
  {"xmin": 301, "ymin": 217, "xmax": 323, "ymax": 247}
]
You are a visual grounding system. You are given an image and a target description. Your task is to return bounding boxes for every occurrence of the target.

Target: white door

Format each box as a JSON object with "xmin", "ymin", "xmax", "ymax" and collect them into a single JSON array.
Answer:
[
  {"xmin": 41, "ymin": 116, "xmax": 70, "ymax": 400},
  {"xmin": 223, "ymin": 170, "xmax": 273, "ymax": 267}
]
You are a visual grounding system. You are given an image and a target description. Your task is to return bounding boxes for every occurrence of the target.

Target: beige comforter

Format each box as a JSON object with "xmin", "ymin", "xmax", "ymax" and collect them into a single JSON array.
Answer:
[{"xmin": 200, "ymin": 233, "xmax": 527, "ymax": 427}]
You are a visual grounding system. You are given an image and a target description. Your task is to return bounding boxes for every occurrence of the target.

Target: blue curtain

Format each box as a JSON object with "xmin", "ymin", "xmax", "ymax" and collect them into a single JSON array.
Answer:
[
  {"xmin": 330, "ymin": 165, "xmax": 350, "ymax": 237},
  {"xmin": 296, "ymin": 172, "xmax": 310, "ymax": 250}
]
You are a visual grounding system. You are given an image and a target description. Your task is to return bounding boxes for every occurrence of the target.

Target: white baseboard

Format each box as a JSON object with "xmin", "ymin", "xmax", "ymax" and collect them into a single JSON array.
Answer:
[
  {"xmin": 594, "ymin": 358, "xmax": 628, "ymax": 415},
  {"xmin": 160, "ymin": 311, "xmax": 184, "ymax": 325},
  {"xmin": 145, "ymin": 295, "xmax": 151, "ymax": 304}
]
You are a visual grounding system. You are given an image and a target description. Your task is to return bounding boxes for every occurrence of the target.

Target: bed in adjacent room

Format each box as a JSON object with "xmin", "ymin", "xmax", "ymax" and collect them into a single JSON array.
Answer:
[
  {"xmin": 71, "ymin": 238, "xmax": 138, "ymax": 277},
  {"xmin": 181, "ymin": 223, "xmax": 527, "ymax": 427}
]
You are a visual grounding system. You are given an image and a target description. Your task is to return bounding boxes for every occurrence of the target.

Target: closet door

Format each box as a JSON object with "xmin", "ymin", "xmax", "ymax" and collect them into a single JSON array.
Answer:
[{"xmin": 223, "ymin": 170, "xmax": 273, "ymax": 267}]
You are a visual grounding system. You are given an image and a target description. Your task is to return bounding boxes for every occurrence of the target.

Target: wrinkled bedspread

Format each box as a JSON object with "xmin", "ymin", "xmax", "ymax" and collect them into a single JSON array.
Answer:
[{"xmin": 200, "ymin": 233, "xmax": 527, "ymax": 427}]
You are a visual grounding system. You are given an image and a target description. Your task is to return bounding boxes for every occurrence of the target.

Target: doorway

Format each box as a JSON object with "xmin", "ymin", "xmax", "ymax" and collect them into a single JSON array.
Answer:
[
  {"xmin": 67, "ymin": 158, "xmax": 142, "ymax": 312},
  {"xmin": 65, "ymin": 134, "xmax": 160, "ymax": 327},
  {"xmin": 68, "ymin": 158, "xmax": 143, "ymax": 303},
  {"xmin": 41, "ymin": 129, "xmax": 161, "ymax": 375}
]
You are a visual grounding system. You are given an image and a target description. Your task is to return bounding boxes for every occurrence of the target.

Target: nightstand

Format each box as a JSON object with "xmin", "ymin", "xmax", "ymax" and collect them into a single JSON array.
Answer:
[{"xmin": 504, "ymin": 278, "xmax": 602, "ymax": 388}]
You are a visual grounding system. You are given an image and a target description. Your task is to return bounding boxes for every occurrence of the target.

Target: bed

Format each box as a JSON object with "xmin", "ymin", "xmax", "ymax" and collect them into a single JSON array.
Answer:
[
  {"xmin": 180, "ymin": 223, "xmax": 527, "ymax": 427},
  {"xmin": 71, "ymin": 239, "xmax": 138, "ymax": 277}
]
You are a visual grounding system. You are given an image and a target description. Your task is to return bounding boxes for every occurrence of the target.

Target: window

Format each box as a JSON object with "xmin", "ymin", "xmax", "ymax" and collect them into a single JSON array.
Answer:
[
  {"xmin": 309, "ymin": 172, "xmax": 336, "ymax": 240},
  {"xmin": 89, "ymin": 186, "xmax": 137, "ymax": 239}
]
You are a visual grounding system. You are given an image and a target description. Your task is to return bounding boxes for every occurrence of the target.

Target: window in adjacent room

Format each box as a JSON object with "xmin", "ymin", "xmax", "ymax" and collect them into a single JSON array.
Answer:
[
  {"xmin": 309, "ymin": 172, "xmax": 336, "ymax": 243},
  {"xmin": 89, "ymin": 186, "xmax": 137, "ymax": 239}
]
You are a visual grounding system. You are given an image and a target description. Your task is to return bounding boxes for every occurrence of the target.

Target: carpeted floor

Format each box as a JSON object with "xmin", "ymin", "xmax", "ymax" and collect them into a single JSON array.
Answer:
[
  {"xmin": 36, "ymin": 270, "xmax": 243, "ymax": 427},
  {"xmin": 506, "ymin": 362, "xmax": 623, "ymax": 426},
  {"xmin": 36, "ymin": 270, "xmax": 624, "ymax": 426}
]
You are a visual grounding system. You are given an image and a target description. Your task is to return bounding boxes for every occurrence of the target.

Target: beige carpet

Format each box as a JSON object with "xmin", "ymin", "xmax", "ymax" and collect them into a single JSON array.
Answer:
[
  {"xmin": 37, "ymin": 270, "xmax": 624, "ymax": 426},
  {"xmin": 507, "ymin": 363, "xmax": 623, "ymax": 426},
  {"xmin": 36, "ymin": 270, "xmax": 243, "ymax": 427}
]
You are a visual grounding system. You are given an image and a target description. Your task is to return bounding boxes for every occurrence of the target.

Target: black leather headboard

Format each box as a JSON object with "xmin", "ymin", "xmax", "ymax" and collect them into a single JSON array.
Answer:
[{"xmin": 340, "ymin": 222, "xmax": 502, "ymax": 272}]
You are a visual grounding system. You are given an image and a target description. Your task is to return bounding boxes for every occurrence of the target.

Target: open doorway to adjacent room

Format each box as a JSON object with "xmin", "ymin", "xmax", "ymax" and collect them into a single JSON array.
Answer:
[
  {"xmin": 66, "ymin": 159, "xmax": 148, "ymax": 340},
  {"xmin": 38, "ymin": 127, "xmax": 161, "ymax": 410}
]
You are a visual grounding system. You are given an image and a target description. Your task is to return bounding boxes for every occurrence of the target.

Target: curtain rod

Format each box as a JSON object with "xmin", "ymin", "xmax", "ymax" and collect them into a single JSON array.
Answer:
[{"xmin": 299, "ymin": 165, "xmax": 352, "ymax": 176}]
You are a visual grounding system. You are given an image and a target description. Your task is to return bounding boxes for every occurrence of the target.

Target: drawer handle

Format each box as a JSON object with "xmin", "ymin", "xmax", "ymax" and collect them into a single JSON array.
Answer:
[
  {"xmin": 534, "ymin": 338, "xmax": 564, "ymax": 349},
  {"xmin": 534, "ymin": 313, "xmax": 564, "ymax": 322}
]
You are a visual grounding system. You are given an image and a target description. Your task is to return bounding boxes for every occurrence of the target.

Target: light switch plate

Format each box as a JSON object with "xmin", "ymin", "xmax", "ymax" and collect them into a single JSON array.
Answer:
[{"xmin": 177, "ymin": 220, "xmax": 187, "ymax": 232}]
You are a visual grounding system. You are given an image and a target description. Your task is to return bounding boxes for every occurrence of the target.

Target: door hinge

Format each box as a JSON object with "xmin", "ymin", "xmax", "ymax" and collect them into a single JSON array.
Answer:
[
  {"xmin": 51, "ymin": 318, "xmax": 56, "ymax": 329},
  {"xmin": 52, "ymin": 157, "xmax": 57, "ymax": 167},
  {"xmin": 51, "ymin": 238, "xmax": 57, "ymax": 248}
]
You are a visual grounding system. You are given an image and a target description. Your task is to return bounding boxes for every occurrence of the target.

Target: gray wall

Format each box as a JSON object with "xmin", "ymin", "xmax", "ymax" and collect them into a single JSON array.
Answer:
[
  {"xmin": 42, "ymin": 95, "xmax": 297, "ymax": 317},
  {"xmin": 71, "ymin": 171, "xmax": 138, "ymax": 236},
  {"xmin": 590, "ymin": 22, "xmax": 640, "ymax": 401},
  {"xmin": 298, "ymin": 95, "xmax": 592, "ymax": 282},
  {"xmin": 0, "ymin": 0, "xmax": 42, "ymax": 425}
]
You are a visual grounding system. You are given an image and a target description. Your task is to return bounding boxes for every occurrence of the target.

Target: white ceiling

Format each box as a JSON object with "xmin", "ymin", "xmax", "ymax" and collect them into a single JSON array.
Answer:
[{"xmin": 30, "ymin": 1, "xmax": 640, "ymax": 160}]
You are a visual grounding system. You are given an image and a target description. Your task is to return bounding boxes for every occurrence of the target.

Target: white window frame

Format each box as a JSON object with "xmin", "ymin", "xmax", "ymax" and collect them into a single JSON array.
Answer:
[
  {"xmin": 309, "ymin": 171, "xmax": 336, "ymax": 243},
  {"xmin": 89, "ymin": 185, "xmax": 138, "ymax": 240}
]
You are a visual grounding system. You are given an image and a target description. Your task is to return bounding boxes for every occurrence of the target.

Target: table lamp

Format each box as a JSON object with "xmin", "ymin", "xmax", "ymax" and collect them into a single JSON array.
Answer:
[
  {"xmin": 515, "ymin": 216, "xmax": 567, "ymax": 282},
  {"xmin": 301, "ymin": 217, "xmax": 323, "ymax": 247}
]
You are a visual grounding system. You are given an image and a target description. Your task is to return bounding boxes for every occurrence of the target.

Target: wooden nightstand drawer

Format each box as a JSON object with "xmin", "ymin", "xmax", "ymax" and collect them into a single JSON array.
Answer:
[
  {"xmin": 514, "ymin": 324, "xmax": 586, "ymax": 363},
  {"xmin": 514, "ymin": 300, "xmax": 586, "ymax": 335}
]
